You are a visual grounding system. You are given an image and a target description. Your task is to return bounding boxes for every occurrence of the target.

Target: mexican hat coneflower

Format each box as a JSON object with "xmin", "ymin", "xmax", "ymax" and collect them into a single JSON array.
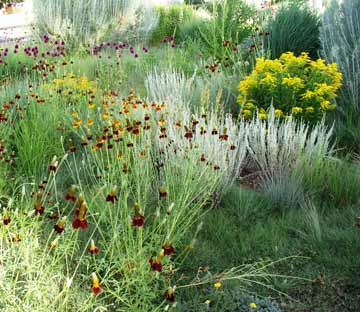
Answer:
[
  {"xmin": 106, "ymin": 186, "xmax": 118, "ymax": 203},
  {"xmin": 72, "ymin": 200, "xmax": 88, "ymax": 230},
  {"xmin": 34, "ymin": 191, "xmax": 45, "ymax": 215},
  {"xmin": 162, "ymin": 240, "xmax": 175, "ymax": 256},
  {"xmin": 149, "ymin": 249, "xmax": 164, "ymax": 272},
  {"xmin": 132, "ymin": 203, "xmax": 145, "ymax": 227},
  {"xmin": 91, "ymin": 272, "xmax": 102, "ymax": 295},
  {"xmin": 88, "ymin": 239, "xmax": 100, "ymax": 255},
  {"xmin": 54, "ymin": 216, "xmax": 67, "ymax": 234},
  {"xmin": 65, "ymin": 185, "xmax": 77, "ymax": 202},
  {"xmin": 165, "ymin": 287, "xmax": 176, "ymax": 302}
]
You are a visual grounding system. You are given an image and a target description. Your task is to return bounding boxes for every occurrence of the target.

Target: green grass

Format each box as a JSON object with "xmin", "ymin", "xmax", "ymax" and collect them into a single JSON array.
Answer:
[{"xmin": 180, "ymin": 184, "xmax": 360, "ymax": 311}]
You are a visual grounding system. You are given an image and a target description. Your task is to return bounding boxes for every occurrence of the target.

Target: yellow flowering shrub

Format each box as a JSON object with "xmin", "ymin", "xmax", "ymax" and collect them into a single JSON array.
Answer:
[{"xmin": 237, "ymin": 52, "xmax": 342, "ymax": 123}]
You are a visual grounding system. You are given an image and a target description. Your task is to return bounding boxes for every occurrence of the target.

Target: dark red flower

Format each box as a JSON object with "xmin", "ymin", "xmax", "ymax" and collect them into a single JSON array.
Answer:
[
  {"xmin": 354, "ymin": 217, "xmax": 360, "ymax": 228},
  {"xmin": 91, "ymin": 272, "xmax": 102, "ymax": 295},
  {"xmin": 184, "ymin": 132, "xmax": 193, "ymax": 139},
  {"xmin": 106, "ymin": 190, "xmax": 118, "ymax": 203},
  {"xmin": 219, "ymin": 134, "xmax": 228, "ymax": 141},
  {"xmin": 88, "ymin": 239, "xmax": 100, "ymax": 254},
  {"xmin": 72, "ymin": 200, "xmax": 88, "ymax": 230},
  {"xmin": 48, "ymin": 211, "xmax": 61, "ymax": 220},
  {"xmin": 132, "ymin": 203, "xmax": 145, "ymax": 227},
  {"xmin": 49, "ymin": 156, "xmax": 58, "ymax": 172},
  {"xmin": 165, "ymin": 287, "xmax": 176, "ymax": 302},
  {"xmin": 34, "ymin": 191, "xmax": 45, "ymax": 215},
  {"xmin": 3, "ymin": 214, "xmax": 11, "ymax": 225},
  {"xmin": 162, "ymin": 241, "xmax": 175, "ymax": 256},
  {"xmin": 65, "ymin": 185, "xmax": 77, "ymax": 202},
  {"xmin": 159, "ymin": 187, "xmax": 168, "ymax": 198},
  {"xmin": 149, "ymin": 252, "xmax": 163, "ymax": 272},
  {"xmin": 54, "ymin": 217, "xmax": 66, "ymax": 234}
]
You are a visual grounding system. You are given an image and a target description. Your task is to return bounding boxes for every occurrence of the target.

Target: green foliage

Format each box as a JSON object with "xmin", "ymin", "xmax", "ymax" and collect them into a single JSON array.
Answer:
[
  {"xmin": 226, "ymin": 292, "xmax": 283, "ymax": 312},
  {"xmin": 321, "ymin": 0, "xmax": 360, "ymax": 151},
  {"xmin": 13, "ymin": 102, "xmax": 63, "ymax": 180},
  {"xmin": 180, "ymin": 0, "xmax": 256, "ymax": 60},
  {"xmin": 300, "ymin": 156, "xmax": 360, "ymax": 207},
  {"xmin": 265, "ymin": 2, "xmax": 321, "ymax": 60},
  {"xmin": 260, "ymin": 170, "xmax": 305, "ymax": 212},
  {"xmin": 184, "ymin": 0, "xmax": 205, "ymax": 5},
  {"xmin": 150, "ymin": 5, "xmax": 194, "ymax": 44},
  {"xmin": 237, "ymin": 52, "xmax": 342, "ymax": 123}
]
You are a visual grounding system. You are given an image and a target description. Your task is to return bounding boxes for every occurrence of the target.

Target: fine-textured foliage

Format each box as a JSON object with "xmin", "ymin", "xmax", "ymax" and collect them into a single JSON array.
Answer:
[
  {"xmin": 265, "ymin": 2, "xmax": 321, "ymax": 60},
  {"xmin": 31, "ymin": 0, "xmax": 129, "ymax": 49},
  {"xmin": 245, "ymin": 108, "xmax": 334, "ymax": 175},
  {"xmin": 150, "ymin": 4, "xmax": 194, "ymax": 44},
  {"xmin": 320, "ymin": 0, "xmax": 360, "ymax": 150},
  {"xmin": 187, "ymin": 0, "xmax": 256, "ymax": 60},
  {"xmin": 321, "ymin": 0, "xmax": 360, "ymax": 114}
]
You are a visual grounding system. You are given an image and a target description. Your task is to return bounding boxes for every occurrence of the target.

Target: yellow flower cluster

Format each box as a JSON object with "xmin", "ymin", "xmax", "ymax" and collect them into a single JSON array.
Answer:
[
  {"xmin": 238, "ymin": 52, "xmax": 342, "ymax": 124},
  {"xmin": 42, "ymin": 74, "xmax": 97, "ymax": 95}
]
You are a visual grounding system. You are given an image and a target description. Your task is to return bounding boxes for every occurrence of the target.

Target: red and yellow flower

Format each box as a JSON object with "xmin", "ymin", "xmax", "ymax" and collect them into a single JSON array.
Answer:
[
  {"xmin": 162, "ymin": 240, "xmax": 175, "ymax": 256},
  {"xmin": 91, "ymin": 272, "xmax": 102, "ymax": 295},
  {"xmin": 132, "ymin": 203, "xmax": 145, "ymax": 227},
  {"xmin": 34, "ymin": 191, "xmax": 45, "ymax": 215},
  {"xmin": 88, "ymin": 239, "xmax": 100, "ymax": 255},
  {"xmin": 54, "ymin": 216, "xmax": 67, "ymax": 234},
  {"xmin": 72, "ymin": 198, "xmax": 88, "ymax": 230},
  {"xmin": 149, "ymin": 249, "xmax": 164, "ymax": 272},
  {"xmin": 106, "ymin": 187, "xmax": 118, "ymax": 203}
]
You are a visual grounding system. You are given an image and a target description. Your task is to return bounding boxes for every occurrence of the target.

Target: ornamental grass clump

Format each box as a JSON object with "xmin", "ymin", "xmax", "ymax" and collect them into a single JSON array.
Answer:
[
  {"xmin": 245, "ymin": 108, "xmax": 334, "ymax": 175},
  {"xmin": 237, "ymin": 52, "xmax": 342, "ymax": 124}
]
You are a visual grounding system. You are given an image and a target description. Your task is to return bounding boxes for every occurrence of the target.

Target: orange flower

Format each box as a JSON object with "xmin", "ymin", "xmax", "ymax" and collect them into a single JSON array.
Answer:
[
  {"xmin": 91, "ymin": 272, "xmax": 102, "ymax": 295},
  {"xmin": 87, "ymin": 118, "xmax": 94, "ymax": 126},
  {"xmin": 72, "ymin": 118, "xmax": 82, "ymax": 129}
]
